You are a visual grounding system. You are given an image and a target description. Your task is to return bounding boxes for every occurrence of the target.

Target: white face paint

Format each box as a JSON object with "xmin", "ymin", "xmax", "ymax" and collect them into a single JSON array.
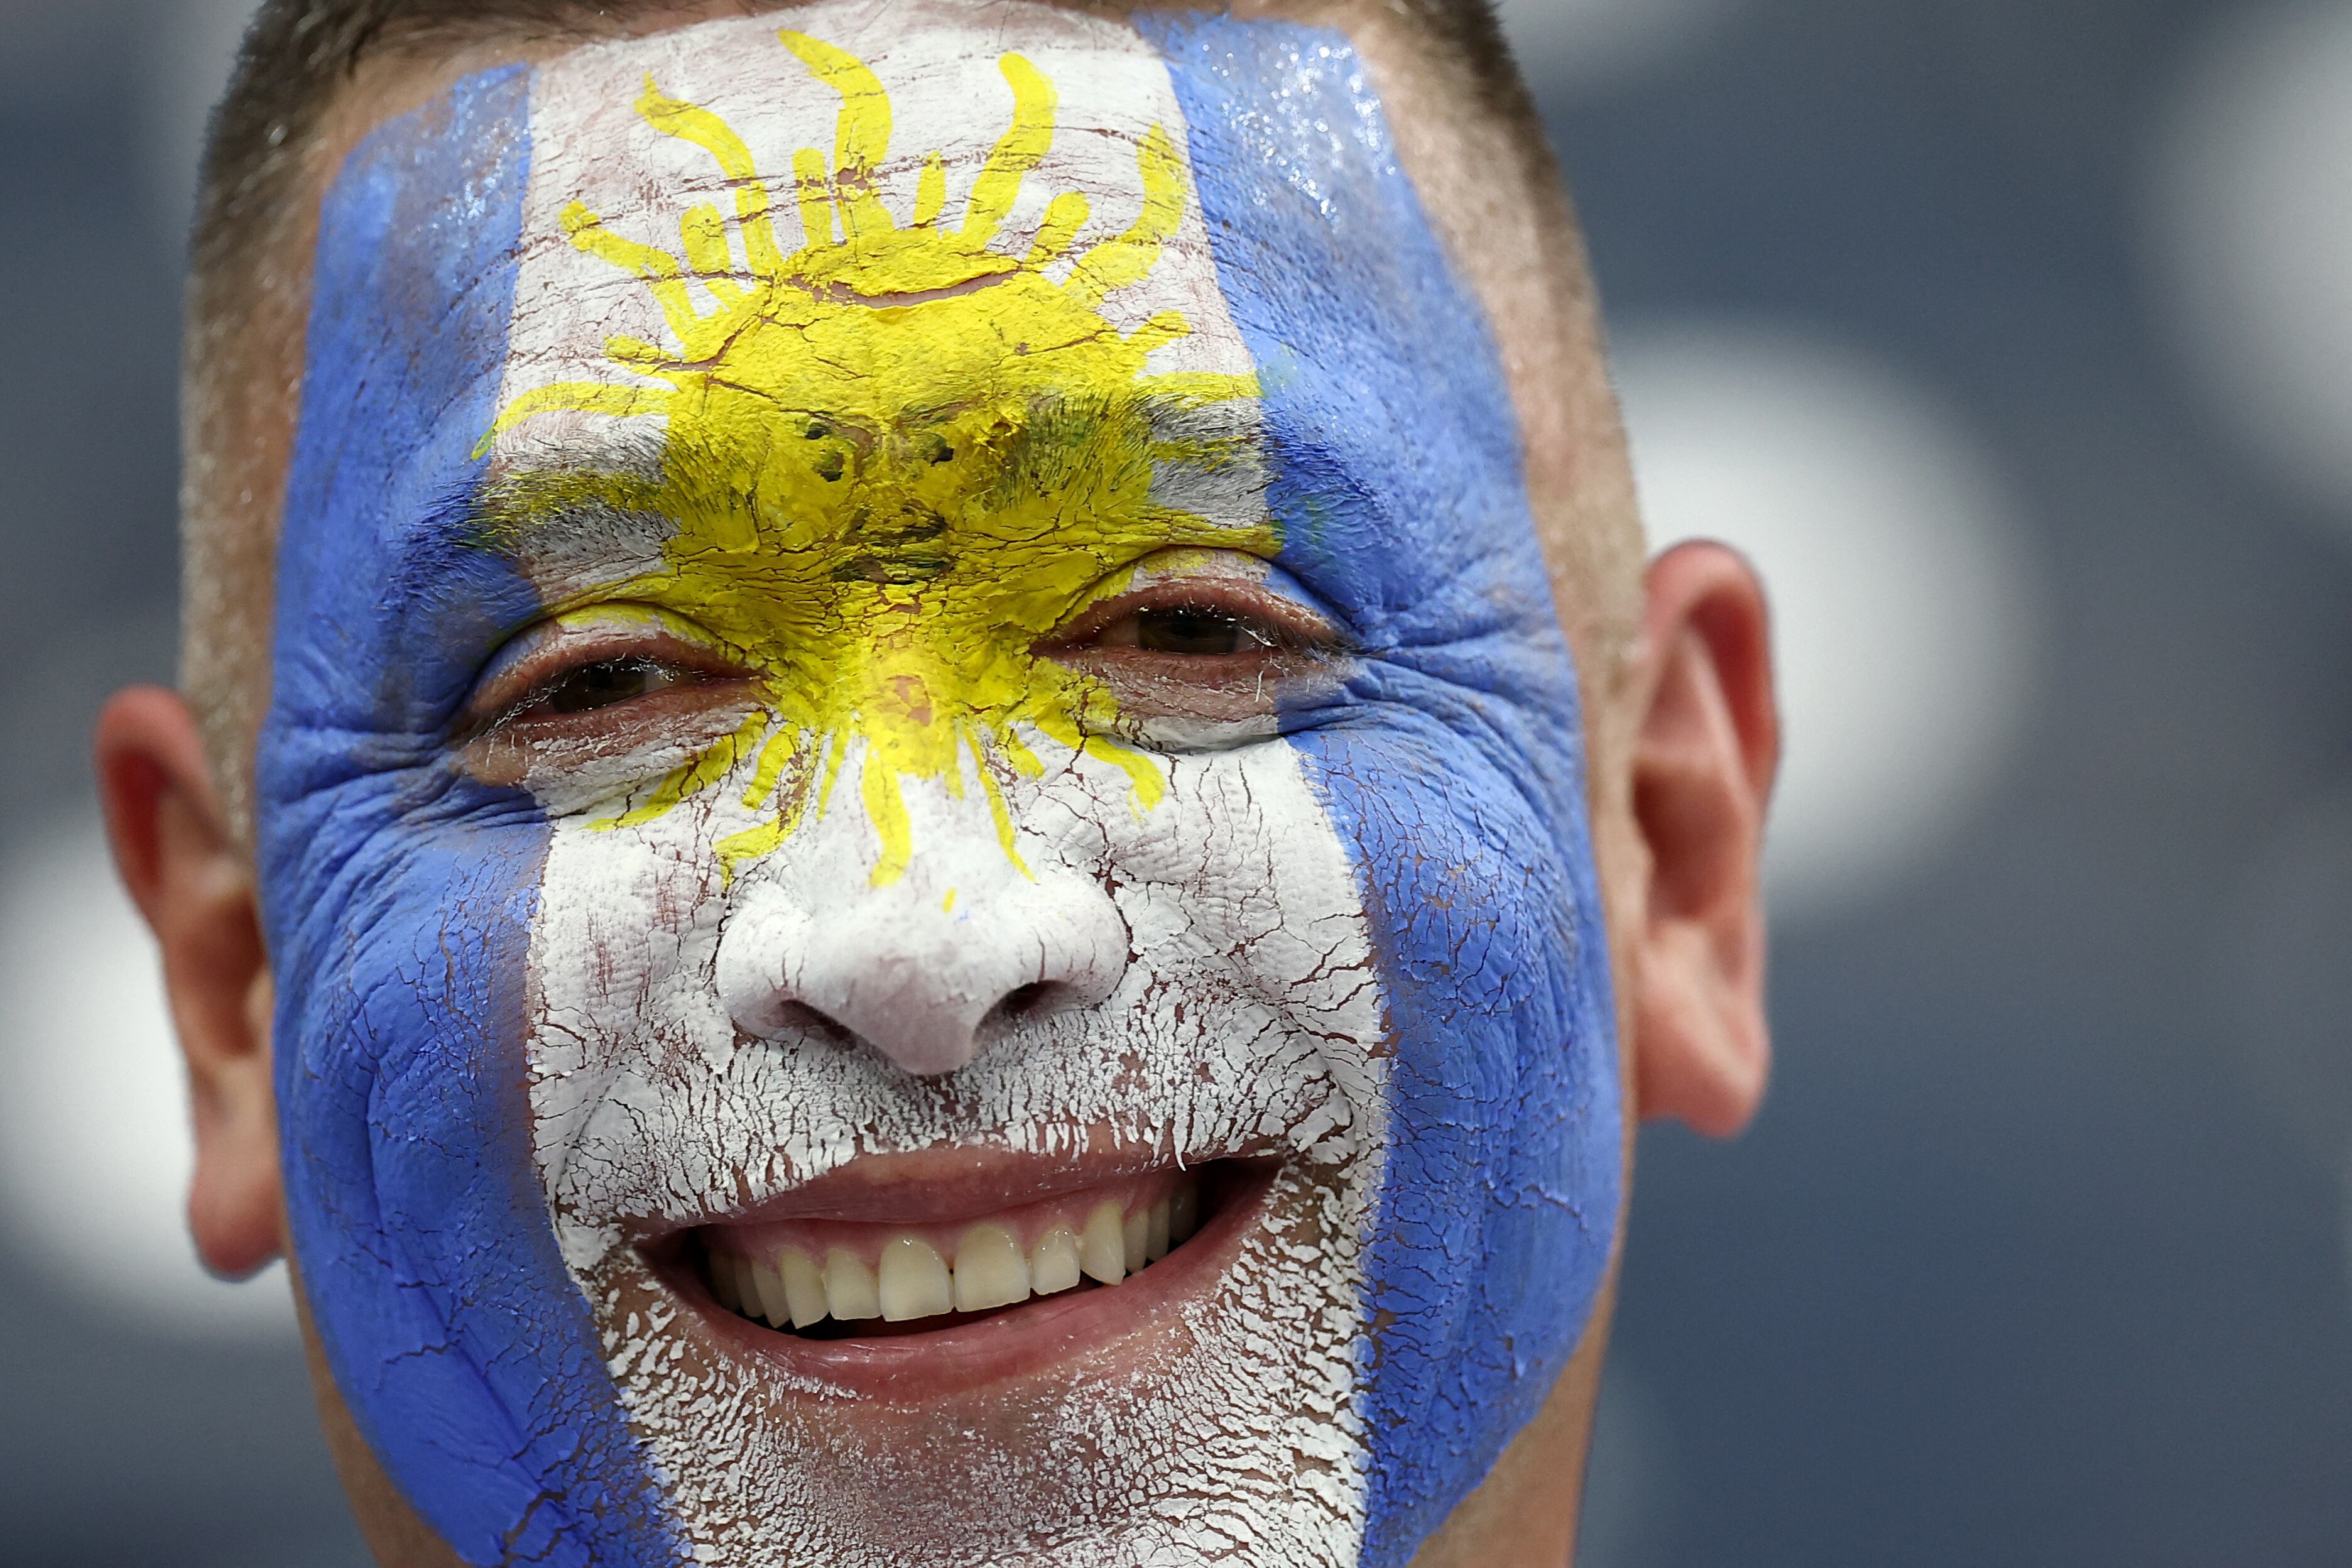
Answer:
[{"xmin": 483, "ymin": 6, "xmax": 1395, "ymax": 1562}]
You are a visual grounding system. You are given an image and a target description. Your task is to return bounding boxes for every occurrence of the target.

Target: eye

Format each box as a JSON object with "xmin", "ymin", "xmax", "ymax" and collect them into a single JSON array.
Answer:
[
  {"xmin": 525, "ymin": 655, "xmax": 685, "ymax": 717},
  {"xmin": 1039, "ymin": 570, "xmax": 1338, "ymax": 732},
  {"xmin": 1095, "ymin": 604, "xmax": 1275, "ymax": 657},
  {"xmin": 461, "ymin": 608, "xmax": 759, "ymax": 744},
  {"xmin": 1050, "ymin": 579, "xmax": 1329, "ymax": 667},
  {"xmin": 460, "ymin": 612, "xmax": 763, "ymax": 790}
]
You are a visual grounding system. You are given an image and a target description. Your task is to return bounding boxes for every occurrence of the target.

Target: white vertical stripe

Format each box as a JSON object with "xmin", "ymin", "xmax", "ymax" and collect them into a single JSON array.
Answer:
[{"xmin": 494, "ymin": 7, "xmax": 1391, "ymax": 1564}]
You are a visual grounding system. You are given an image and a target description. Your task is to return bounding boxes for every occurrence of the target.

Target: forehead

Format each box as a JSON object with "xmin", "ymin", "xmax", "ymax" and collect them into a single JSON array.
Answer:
[
  {"xmin": 494, "ymin": 4, "xmax": 1258, "ymax": 429},
  {"xmin": 292, "ymin": 1, "xmax": 1547, "ymax": 655}
]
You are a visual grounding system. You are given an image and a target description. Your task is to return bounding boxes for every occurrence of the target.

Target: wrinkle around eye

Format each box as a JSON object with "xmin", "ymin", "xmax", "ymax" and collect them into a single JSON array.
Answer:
[
  {"xmin": 1041, "ymin": 569, "xmax": 1348, "ymax": 741},
  {"xmin": 464, "ymin": 678, "xmax": 766, "ymax": 798},
  {"xmin": 457, "ymin": 607, "xmax": 766, "ymax": 795}
]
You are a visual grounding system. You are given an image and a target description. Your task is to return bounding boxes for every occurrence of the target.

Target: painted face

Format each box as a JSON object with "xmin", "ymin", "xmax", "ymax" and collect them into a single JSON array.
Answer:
[{"xmin": 258, "ymin": 6, "xmax": 1621, "ymax": 1565}]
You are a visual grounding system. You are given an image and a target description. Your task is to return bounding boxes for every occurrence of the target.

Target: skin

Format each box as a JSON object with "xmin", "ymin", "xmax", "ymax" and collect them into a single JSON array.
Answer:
[{"xmin": 100, "ymin": 4, "xmax": 1778, "ymax": 1563}]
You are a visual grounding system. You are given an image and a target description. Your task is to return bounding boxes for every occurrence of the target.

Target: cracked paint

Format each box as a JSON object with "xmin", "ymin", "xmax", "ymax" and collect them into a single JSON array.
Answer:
[{"xmin": 256, "ymin": 6, "xmax": 1618, "ymax": 1567}]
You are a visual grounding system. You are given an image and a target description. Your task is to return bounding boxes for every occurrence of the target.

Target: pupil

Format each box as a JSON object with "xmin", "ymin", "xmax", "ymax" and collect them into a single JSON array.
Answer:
[
  {"xmin": 1136, "ymin": 607, "xmax": 1248, "ymax": 656},
  {"xmin": 545, "ymin": 658, "xmax": 665, "ymax": 714}
]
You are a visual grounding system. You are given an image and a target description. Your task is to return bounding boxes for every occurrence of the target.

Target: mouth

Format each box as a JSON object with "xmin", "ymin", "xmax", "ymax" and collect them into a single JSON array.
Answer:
[{"xmin": 647, "ymin": 1155, "xmax": 1272, "ymax": 1395}]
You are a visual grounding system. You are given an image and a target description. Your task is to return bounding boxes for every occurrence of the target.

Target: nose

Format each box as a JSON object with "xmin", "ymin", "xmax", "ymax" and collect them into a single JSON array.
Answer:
[{"xmin": 717, "ymin": 841, "xmax": 1130, "ymax": 1079}]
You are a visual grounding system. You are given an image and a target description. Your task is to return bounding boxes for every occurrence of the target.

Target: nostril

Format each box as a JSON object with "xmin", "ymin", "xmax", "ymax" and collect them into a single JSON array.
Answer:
[
  {"xmin": 981, "ymin": 981, "xmax": 1056, "ymax": 1034},
  {"xmin": 770, "ymin": 999, "xmax": 857, "ymax": 1050}
]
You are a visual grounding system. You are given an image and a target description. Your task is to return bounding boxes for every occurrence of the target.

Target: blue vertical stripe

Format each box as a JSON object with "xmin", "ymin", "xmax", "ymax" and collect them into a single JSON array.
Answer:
[
  {"xmin": 259, "ymin": 66, "xmax": 685, "ymax": 1567},
  {"xmin": 1142, "ymin": 19, "xmax": 1625, "ymax": 1564}
]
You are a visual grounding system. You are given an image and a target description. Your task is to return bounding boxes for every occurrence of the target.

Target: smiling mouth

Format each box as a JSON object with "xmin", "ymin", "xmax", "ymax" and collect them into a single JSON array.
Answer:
[{"xmin": 679, "ymin": 1160, "xmax": 1256, "ymax": 1345}]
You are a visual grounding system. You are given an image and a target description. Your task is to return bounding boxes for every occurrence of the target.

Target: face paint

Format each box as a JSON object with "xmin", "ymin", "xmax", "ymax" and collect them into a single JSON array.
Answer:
[{"xmin": 259, "ymin": 6, "xmax": 1620, "ymax": 1567}]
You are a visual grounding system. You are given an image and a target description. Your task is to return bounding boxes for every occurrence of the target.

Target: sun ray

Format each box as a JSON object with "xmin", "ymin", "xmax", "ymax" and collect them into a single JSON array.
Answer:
[
  {"xmin": 636, "ymin": 77, "xmax": 786, "ymax": 278},
  {"xmin": 1136, "ymin": 369, "xmax": 1263, "ymax": 408},
  {"xmin": 476, "ymin": 381, "xmax": 668, "ymax": 456},
  {"xmin": 998, "ymin": 727, "xmax": 1044, "ymax": 778},
  {"xmin": 605, "ymin": 336, "xmax": 668, "ymax": 366},
  {"xmin": 912, "ymin": 151, "xmax": 947, "ymax": 228},
  {"xmin": 594, "ymin": 710, "xmax": 772, "ymax": 832},
  {"xmin": 780, "ymin": 30, "xmax": 895, "ymax": 241},
  {"xmin": 861, "ymin": 753, "xmax": 915, "ymax": 887},
  {"xmin": 1123, "ymin": 310, "xmax": 1190, "ymax": 357},
  {"xmin": 714, "ymin": 816, "xmax": 788, "ymax": 883},
  {"xmin": 962, "ymin": 54, "xmax": 1056, "ymax": 250},
  {"xmin": 974, "ymin": 749, "xmax": 1033, "ymax": 880},
  {"xmin": 678, "ymin": 205, "xmax": 747, "ymax": 307},
  {"xmin": 817, "ymin": 729, "xmax": 850, "ymax": 819},
  {"xmin": 1025, "ymin": 190, "xmax": 1091, "ymax": 268},
  {"xmin": 561, "ymin": 203, "xmax": 702, "ymax": 340},
  {"xmin": 740, "ymin": 723, "xmax": 800, "ymax": 810},
  {"xmin": 716, "ymin": 734, "xmax": 815, "ymax": 883},
  {"xmin": 1063, "ymin": 126, "xmax": 1185, "ymax": 308},
  {"xmin": 790, "ymin": 148, "xmax": 835, "ymax": 248}
]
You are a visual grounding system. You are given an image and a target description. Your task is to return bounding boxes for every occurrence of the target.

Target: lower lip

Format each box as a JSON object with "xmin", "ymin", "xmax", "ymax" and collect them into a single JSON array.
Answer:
[{"xmin": 653, "ymin": 1162, "xmax": 1277, "ymax": 1402}]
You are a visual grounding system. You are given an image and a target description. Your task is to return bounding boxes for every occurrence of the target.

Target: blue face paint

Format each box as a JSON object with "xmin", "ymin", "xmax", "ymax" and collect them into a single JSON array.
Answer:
[
  {"xmin": 1140, "ymin": 19, "xmax": 1625, "ymax": 1560},
  {"xmin": 254, "ymin": 13, "xmax": 1619, "ymax": 1567},
  {"xmin": 258, "ymin": 67, "xmax": 686, "ymax": 1567}
]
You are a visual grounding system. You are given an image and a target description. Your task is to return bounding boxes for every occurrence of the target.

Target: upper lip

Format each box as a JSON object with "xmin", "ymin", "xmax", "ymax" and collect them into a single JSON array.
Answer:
[{"xmin": 634, "ymin": 1141, "xmax": 1229, "ymax": 1240}]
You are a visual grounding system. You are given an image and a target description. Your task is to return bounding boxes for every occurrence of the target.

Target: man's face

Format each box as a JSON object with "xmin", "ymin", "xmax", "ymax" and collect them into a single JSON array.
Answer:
[{"xmin": 259, "ymin": 5, "xmax": 1621, "ymax": 1564}]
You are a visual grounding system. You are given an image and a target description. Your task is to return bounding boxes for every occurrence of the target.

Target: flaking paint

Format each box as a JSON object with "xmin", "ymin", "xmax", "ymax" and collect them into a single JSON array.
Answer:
[{"xmin": 258, "ymin": 6, "xmax": 1622, "ymax": 1565}]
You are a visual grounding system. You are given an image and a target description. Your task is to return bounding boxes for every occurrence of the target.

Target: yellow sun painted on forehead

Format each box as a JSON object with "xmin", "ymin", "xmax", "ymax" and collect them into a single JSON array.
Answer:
[{"xmin": 481, "ymin": 30, "xmax": 1267, "ymax": 886}]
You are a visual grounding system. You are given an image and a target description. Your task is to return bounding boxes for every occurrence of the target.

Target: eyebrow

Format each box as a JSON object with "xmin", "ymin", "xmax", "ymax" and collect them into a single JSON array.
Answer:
[
  {"xmin": 462, "ymin": 415, "xmax": 667, "ymax": 526},
  {"xmin": 433, "ymin": 378, "xmax": 1278, "ymax": 599},
  {"xmin": 464, "ymin": 469, "xmax": 667, "ymax": 555}
]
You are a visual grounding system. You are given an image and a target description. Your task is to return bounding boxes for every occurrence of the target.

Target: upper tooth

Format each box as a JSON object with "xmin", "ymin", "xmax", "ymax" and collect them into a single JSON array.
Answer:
[
  {"xmin": 1031, "ymin": 1226, "xmax": 1082, "ymax": 1295},
  {"xmin": 1121, "ymin": 1206, "xmax": 1150, "ymax": 1275},
  {"xmin": 747, "ymin": 1257, "xmax": 793, "ymax": 1329},
  {"xmin": 878, "ymin": 1235, "xmax": 953, "ymax": 1321},
  {"xmin": 778, "ymin": 1248, "xmax": 830, "ymax": 1329},
  {"xmin": 953, "ymin": 1224, "xmax": 1030, "ymax": 1313},
  {"xmin": 824, "ymin": 1248, "xmax": 882, "ymax": 1320},
  {"xmin": 1081, "ymin": 1201, "xmax": 1127, "ymax": 1285},
  {"xmin": 717, "ymin": 1174, "xmax": 1216, "ymax": 1331},
  {"xmin": 1169, "ymin": 1179, "xmax": 1199, "ymax": 1246},
  {"xmin": 710, "ymin": 1253, "xmax": 744, "ymax": 1313}
]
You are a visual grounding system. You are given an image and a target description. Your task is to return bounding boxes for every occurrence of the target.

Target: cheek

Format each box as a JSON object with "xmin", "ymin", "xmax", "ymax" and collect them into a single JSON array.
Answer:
[
  {"xmin": 525, "ymin": 803, "xmax": 749, "ymax": 1261},
  {"xmin": 280, "ymin": 800, "xmax": 552, "ymax": 1234},
  {"xmin": 1285, "ymin": 722, "xmax": 1623, "ymax": 1559},
  {"xmin": 268, "ymin": 780, "xmax": 688, "ymax": 1564}
]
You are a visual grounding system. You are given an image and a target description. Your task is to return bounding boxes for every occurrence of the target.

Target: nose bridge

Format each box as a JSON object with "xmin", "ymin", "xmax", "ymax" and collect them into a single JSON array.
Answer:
[{"xmin": 717, "ymin": 760, "xmax": 1129, "ymax": 1077}]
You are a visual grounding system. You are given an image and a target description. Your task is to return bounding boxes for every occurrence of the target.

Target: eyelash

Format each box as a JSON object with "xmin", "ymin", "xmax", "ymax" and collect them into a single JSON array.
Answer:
[
  {"xmin": 514, "ymin": 655, "xmax": 685, "ymax": 717},
  {"xmin": 467, "ymin": 626, "xmax": 748, "ymax": 736},
  {"xmin": 1043, "ymin": 582, "xmax": 1329, "ymax": 662}
]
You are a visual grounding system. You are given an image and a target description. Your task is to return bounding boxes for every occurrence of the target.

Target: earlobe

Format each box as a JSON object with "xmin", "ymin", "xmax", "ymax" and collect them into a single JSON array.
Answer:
[
  {"xmin": 1624, "ymin": 542, "xmax": 1780, "ymax": 1138},
  {"xmin": 94, "ymin": 687, "xmax": 283, "ymax": 1277}
]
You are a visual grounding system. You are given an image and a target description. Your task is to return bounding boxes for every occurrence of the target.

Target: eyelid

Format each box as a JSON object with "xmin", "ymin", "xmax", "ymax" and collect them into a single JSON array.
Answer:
[
  {"xmin": 1044, "ymin": 572, "xmax": 1339, "ymax": 654},
  {"xmin": 465, "ymin": 604, "xmax": 748, "ymax": 731}
]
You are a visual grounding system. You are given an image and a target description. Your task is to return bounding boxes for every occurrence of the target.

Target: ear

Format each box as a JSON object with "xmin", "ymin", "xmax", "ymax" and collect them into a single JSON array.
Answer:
[
  {"xmin": 94, "ymin": 687, "xmax": 281, "ymax": 1277},
  {"xmin": 1624, "ymin": 542, "xmax": 1780, "ymax": 1137}
]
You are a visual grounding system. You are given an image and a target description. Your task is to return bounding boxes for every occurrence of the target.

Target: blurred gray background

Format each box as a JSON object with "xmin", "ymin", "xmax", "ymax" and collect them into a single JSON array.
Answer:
[{"xmin": 3, "ymin": 0, "xmax": 2349, "ymax": 1562}]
